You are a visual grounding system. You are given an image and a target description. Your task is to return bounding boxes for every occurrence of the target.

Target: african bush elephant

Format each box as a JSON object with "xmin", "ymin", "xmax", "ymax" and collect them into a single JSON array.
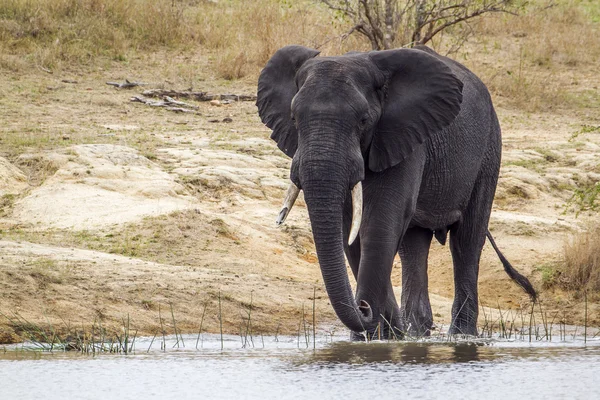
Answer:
[{"xmin": 257, "ymin": 45, "xmax": 536, "ymax": 338}]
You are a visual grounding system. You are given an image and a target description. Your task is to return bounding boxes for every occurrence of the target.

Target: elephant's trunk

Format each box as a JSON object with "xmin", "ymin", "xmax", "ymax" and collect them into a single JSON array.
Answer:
[{"xmin": 301, "ymin": 163, "xmax": 374, "ymax": 334}]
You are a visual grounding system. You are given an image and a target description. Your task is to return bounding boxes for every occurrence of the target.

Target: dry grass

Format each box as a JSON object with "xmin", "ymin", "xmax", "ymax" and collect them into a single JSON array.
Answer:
[
  {"xmin": 0, "ymin": 0, "xmax": 363, "ymax": 78},
  {"xmin": 560, "ymin": 226, "xmax": 600, "ymax": 293},
  {"xmin": 471, "ymin": 0, "xmax": 600, "ymax": 111},
  {"xmin": 0, "ymin": 0, "xmax": 188, "ymax": 68},
  {"xmin": 1, "ymin": 0, "xmax": 598, "ymax": 107},
  {"xmin": 477, "ymin": 1, "xmax": 600, "ymax": 67},
  {"xmin": 194, "ymin": 1, "xmax": 355, "ymax": 79}
]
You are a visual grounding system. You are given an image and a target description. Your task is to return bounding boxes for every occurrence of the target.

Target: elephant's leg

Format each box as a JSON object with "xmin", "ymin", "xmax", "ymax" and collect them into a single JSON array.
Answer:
[
  {"xmin": 354, "ymin": 237, "xmax": 403, "ymax": 340},
  {"xmin": 398, "ymin": 226, "xmax": 434, "ymax": 337},
  {"xmin": 355, "ymin": 207, "xmax": 414, "ymax": 339},
  {"xmin": 448, "ymin": 223, "xmax": 484, "ymax": 336},
  {"xmin": 345, "ymin": 155, "xmax": 424, "ymax": 340},
  {"xmin": 448, "ymin": 168, "xmax": 497, "ymax": 336},
  {"xmin": 379, "ymin": 278, "xmax": 404, "ymax": 339},
  {"xmin": 344, "ymin": 197, "xmax": 402, "ymax": 340}
]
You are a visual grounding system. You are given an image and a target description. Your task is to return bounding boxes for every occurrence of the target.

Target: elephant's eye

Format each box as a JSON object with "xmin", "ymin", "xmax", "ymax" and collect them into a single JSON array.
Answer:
[{"xmin": 359, "ymin": 116, "xmax": 368, "ymax": 127}]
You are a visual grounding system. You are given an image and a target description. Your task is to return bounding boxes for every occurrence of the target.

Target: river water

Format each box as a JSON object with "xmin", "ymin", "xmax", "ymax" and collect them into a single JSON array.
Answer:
[{"xmin": 1, "ymin": 334, "xmax": 599, "ymax": 399}]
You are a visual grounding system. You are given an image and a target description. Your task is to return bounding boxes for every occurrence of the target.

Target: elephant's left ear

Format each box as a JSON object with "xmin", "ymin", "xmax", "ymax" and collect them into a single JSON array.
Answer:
[{"xmin": 368, "ymin": 48, "xmax": 463, "ymax": 172}]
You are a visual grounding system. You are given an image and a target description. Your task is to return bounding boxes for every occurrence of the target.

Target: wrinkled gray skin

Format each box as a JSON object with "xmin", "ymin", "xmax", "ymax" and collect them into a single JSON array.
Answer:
[{"xmin": 257, "ymin": 45, "xmax": 535, "ymax": 339}]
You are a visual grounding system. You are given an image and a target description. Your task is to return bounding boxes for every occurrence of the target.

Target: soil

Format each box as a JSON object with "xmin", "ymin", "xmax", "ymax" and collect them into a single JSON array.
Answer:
[{"xmin": 0, "ymin": 50, "xmax": 599, "ymax": 344}]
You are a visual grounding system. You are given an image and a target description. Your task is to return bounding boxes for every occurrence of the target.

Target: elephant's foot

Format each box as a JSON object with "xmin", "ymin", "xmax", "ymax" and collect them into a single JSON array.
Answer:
[
  {"xmin": 448, "ymin": 318, "xmax": 478, "ymax": 336},
  {"xmin": 449, "ymin": 297, "xmax": 478, "ymax": 336},
  {"xmin": 349, "ymin": 308, "xmax": 406, "ymax": 341},
  {"xmin": 349, "ymin": 325, "xmax": 404, "ymax": 341},
  {"xmin": 401, "ymin": 315, "xmax": 433, "ymax": 338},
  {"xmin": 349, "ymin": 330, "xmax": 366, "ymax": 341},
  {"xmin": 400, "ymin": 298, "xmax": 434, "ymax": 338}
]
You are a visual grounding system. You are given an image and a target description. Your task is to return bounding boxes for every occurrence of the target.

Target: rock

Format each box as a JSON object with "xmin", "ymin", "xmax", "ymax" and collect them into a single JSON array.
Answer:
[{"xmin": 498, "ymin": 176, "xmax": 540, "ymax": 199}]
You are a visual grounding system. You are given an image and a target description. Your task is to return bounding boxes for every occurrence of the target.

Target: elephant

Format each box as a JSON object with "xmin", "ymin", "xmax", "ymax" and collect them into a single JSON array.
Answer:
[{"xmin": 256, "ymin": 44, "xmax": 536, "ymax": 339}]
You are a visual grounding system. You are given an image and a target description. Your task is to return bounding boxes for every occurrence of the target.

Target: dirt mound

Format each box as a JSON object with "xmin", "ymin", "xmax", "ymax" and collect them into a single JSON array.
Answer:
[
  {"xmin": 12, "ymin": 145, "xmax": 197, "ymax": 230},
  {"xmin": 0, "ymin": 226, "xmax": 336, "ymax": 341},
  {"xmin": 0, "ymin": 157, "xmax": 28, "ymax": 197}
]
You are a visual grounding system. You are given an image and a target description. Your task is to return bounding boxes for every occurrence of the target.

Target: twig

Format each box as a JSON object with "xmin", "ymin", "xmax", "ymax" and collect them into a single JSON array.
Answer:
[{"xmin": 316, "ymin": 23, "xmax": 364, "ymax": 49}]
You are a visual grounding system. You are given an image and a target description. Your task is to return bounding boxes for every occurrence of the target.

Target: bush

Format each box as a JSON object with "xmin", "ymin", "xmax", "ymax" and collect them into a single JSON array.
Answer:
[{"xmin": 560, "ymin": 226, "xmax": 600, "ymax": 293}]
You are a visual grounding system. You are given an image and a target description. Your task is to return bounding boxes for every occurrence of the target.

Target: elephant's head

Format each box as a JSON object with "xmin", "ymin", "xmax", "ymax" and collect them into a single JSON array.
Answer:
[{"xmin": 256, "ymin": 45, "xmax": 463, "ymax": 333}]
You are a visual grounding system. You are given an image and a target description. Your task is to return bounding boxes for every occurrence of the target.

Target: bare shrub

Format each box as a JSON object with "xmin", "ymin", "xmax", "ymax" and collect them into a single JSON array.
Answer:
[
  {"xmin": 561, "ymin": 226, "xmax": 600, "ymax": 293},
  {"xmin": 319, "ymin": 0, "xmax": 523, "ymax": 50}
]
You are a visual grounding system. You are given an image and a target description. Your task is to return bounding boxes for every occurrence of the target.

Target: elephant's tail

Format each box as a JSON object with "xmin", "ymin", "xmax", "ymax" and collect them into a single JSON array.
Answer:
[{"xmin": 486, "ymin": 230, "xmax": 537, "ymax": 301}]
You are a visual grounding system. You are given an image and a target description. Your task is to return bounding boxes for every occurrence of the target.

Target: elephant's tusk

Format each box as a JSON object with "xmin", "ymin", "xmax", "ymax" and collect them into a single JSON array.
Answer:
[
  {"xmin": 276, "ymin": 181, "xmax": 300, "ymax": 225},
  {"xmin": 348, "ymin": 181, "xmax": 363, "ymax": 245}
]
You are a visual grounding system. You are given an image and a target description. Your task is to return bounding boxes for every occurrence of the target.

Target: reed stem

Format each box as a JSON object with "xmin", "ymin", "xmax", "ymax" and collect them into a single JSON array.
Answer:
[
  {"xmin": 196, "ymin": 302, "xmax": 207, "ymax": 350},
  {"xmin": 312, "ymin": 287, "xmax": 316, "ymax": 350},
  {"xmin": 219, "ymin": 290, "xmax": 224, "ymax": 351},
  {"xmin": 584, "ymin": 290, "xmax": 588, "ymax": 344}
]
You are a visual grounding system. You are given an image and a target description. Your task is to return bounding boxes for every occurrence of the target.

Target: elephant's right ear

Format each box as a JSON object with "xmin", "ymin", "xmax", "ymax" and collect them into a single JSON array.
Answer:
[{"xmin": 257, "ymin": 45, "xmax": 320, "ymax": 158}]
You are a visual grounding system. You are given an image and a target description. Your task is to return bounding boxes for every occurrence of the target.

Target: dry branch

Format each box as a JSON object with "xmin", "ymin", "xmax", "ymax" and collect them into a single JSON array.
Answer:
[
  {"xmin": 165, "ymin": 107, "xmax": 196, "ymax": 114},
  {"xmin": 141, "ymin": 89, "xmax": 256, "ymax": 102},
  {"xmin": 130, "ymin": 95, "xmax": 199, "ymax": 114},
  {"xmin": 107, "ymin": 80, "xmax": 147, "ymax": 89}
]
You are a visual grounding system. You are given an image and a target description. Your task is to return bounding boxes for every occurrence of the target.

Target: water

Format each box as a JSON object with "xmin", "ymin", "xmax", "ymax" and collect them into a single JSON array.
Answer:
[{"xmin": 2, "ymin": 335, "xmax": 600, "ymax": 400}]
